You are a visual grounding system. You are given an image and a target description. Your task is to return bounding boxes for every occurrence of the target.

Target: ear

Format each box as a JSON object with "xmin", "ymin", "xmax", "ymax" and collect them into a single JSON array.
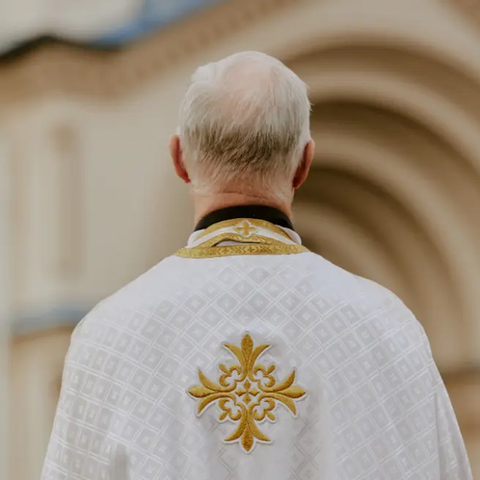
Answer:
[
  {"xmin": 169, "ymin": 134, "xmax": 191, "ymax": 184},
  {"xmin": 292, "ymin": 139, "xmax": 314, "ymax": 190}
]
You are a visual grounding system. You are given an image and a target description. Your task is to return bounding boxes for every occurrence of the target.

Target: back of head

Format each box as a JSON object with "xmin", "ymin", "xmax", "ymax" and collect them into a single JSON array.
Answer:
[{"xmin": 179, "ymin": 51, "xmax": 311, "ymax": 198}]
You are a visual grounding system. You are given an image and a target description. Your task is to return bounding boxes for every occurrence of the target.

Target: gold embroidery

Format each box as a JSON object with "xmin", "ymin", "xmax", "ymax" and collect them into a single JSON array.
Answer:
[
  {"xmin": 187, "ymin": 333, "xmax": 307, "ymax": 453},
  {"xmin": 234, "ymin": 221, "xmax": 258, "ymax": 237},
  {"xmin": 195, "ymin": 232, "xmax": 287, "ymax": 248},
  {"xmin": 196, "ymin": 218, "xmax": 292, "ymax": 241},
  {"xmin": 176, "ymin": 243, "xmax": 308, "ymax": 259}
]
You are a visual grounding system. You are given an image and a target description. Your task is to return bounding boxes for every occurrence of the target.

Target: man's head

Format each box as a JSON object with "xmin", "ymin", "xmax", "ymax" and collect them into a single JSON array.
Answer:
[{"xmin": 170, "ymin": 51, "xmax": 314, "ymax": 210}]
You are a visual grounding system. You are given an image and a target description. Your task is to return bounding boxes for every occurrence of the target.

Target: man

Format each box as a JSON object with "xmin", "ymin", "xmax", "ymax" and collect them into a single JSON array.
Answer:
[{"xmin": 42, "ymin": 51, "xmax": 472, "ymax": 480}]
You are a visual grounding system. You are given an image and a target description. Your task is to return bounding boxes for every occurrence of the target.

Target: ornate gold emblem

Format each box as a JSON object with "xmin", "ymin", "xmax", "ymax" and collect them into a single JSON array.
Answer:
[
  {"xmin": 187, "ymin": 333, "xmax": 307, "ymax": 453},
  {"xmin": 234, "ymin": 221, "xmax": 258, "ymax": 237}
]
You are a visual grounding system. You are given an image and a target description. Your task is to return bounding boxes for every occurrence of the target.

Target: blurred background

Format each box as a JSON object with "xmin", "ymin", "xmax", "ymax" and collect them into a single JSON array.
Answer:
[{"xmin": 1, "ymin": 0, "xmax": 479, "ymax": 478}]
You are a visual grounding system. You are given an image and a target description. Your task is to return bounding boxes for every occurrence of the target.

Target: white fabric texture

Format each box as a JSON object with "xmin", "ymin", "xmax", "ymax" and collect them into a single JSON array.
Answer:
[{"xmin": 42, "ymin": 223, "xmax": 472, "ymax": 480}]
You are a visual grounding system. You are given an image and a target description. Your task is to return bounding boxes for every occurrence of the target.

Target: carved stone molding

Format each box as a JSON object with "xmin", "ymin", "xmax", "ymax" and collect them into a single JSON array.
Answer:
[
  {"xmin": 0, "ymin": 0, "xmax": 303, "ymax": 106},
  {"xmin": 445, "ymin": 0, "xmax": 480, "ymax": 28}
]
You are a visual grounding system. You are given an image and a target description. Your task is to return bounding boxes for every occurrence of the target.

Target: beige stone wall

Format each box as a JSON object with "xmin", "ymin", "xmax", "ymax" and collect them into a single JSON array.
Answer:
[
  {"xmin": 9, "ymin": 329, "xmax": 72, "ymax": 480},
  {"xmin": 2, "ymin": 0, "xmax": 480, "ymax": 478},
  {"xmin": 1, "ymin": 135, "xmax": 11, "ymax": 480}
]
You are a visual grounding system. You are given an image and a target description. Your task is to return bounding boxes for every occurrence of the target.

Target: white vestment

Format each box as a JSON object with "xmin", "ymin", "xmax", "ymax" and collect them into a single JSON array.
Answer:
[{"xmin": 42, "ymin": 218, "xmax": 473, "ymax": 480}]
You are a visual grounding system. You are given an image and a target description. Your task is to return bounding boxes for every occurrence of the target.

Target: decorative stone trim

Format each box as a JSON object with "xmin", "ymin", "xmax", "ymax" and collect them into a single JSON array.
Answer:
[
  {"xmin": 0, "ymin": 0, "xmax": 303, "ymax": 107},
  {"xmin": 446, "ymin": 0, "xmax": 480, "ymax": 25}
]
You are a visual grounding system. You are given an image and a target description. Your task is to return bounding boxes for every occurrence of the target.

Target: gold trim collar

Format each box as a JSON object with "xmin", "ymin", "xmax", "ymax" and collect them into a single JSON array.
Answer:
[{"xmin": 177, "ymin": 218, "xmax": 308, "ymax": 259}]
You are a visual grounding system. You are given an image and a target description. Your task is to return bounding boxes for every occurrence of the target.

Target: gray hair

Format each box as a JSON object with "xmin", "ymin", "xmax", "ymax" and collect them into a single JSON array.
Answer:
[{"xmin": 178, "ymin": 51, "xmax": 311, "ymax": 196}]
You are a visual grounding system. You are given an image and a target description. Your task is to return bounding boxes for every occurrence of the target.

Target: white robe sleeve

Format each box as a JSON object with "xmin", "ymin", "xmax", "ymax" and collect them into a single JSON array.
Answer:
[
  {"xmin": 410, "ymin": 311, "xmax": 474, "ymax": 480},
  {"xmin": 429, "ymin": 362, "xmax": 473, "ymax": 480},
  {"xmin": 40, "ymin": 309, "xmax": 131, "ymax": 480},
  {"xmin": 391, "ymin": 292, "xmax": 474, "ymax": 480}
]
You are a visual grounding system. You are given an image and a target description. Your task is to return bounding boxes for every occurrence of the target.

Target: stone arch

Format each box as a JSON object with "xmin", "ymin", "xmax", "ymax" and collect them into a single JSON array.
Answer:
[{"xmin": 288, "ymin": 44, "xmax": 480, "ymax": 368}]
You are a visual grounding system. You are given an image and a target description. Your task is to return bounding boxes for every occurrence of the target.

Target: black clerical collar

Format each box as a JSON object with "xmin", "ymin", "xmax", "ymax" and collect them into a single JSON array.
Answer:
[{"xmin": 195, "ymin": 205, "xmax": 294, "ymax": 232}]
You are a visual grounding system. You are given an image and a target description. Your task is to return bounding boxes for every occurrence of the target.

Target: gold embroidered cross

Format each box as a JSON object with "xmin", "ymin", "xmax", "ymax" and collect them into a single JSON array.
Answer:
[
  {"xmin": 234, "ymin": 221, "xmax": 257, "ymax": 237},
  {"xmin": 187, "ymin": 333, "xmax": 307, "ymax": 453},
  {"xmin": 235, "ymin": 379, "xmax": 260, "ymax": 405}
]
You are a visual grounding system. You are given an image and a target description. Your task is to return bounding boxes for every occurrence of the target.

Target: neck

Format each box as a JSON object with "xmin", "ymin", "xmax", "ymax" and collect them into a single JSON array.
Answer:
[{"xmin": 192, "ymin": 192, "xmax": 293, "ymax": 227}]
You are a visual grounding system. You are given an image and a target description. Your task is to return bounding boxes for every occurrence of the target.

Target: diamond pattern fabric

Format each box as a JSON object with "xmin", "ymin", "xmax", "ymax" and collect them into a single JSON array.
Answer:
[{"xmin": 42, "ymin": 223, "xmax": 472, "ymax": 480}]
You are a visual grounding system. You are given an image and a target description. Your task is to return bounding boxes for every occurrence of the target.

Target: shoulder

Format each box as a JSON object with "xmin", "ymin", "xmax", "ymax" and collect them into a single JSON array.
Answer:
[
  {"xmin": 303, "ymin": 252, "xmax": 426, "ymax": 334},
  {"xmin": 348, "ymin": 274, "xmax": 434, "ymax": 364},
  {"xmin": 72, "ymin": 255, "xmax": 185, "ymax": 340},
  {"xmin": 299, "ymin": 251, "xmax": 392, "ymax": 295},
  {"xmin": 312, "ymin": 260, "xmax": 437, "ymax": 368}
]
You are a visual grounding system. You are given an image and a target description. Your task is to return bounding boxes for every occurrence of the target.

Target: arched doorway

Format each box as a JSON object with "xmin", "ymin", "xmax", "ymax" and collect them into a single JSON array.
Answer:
[{"xmin": 289, "ymin": 44, "xmax": 480, "ymax": 370}]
